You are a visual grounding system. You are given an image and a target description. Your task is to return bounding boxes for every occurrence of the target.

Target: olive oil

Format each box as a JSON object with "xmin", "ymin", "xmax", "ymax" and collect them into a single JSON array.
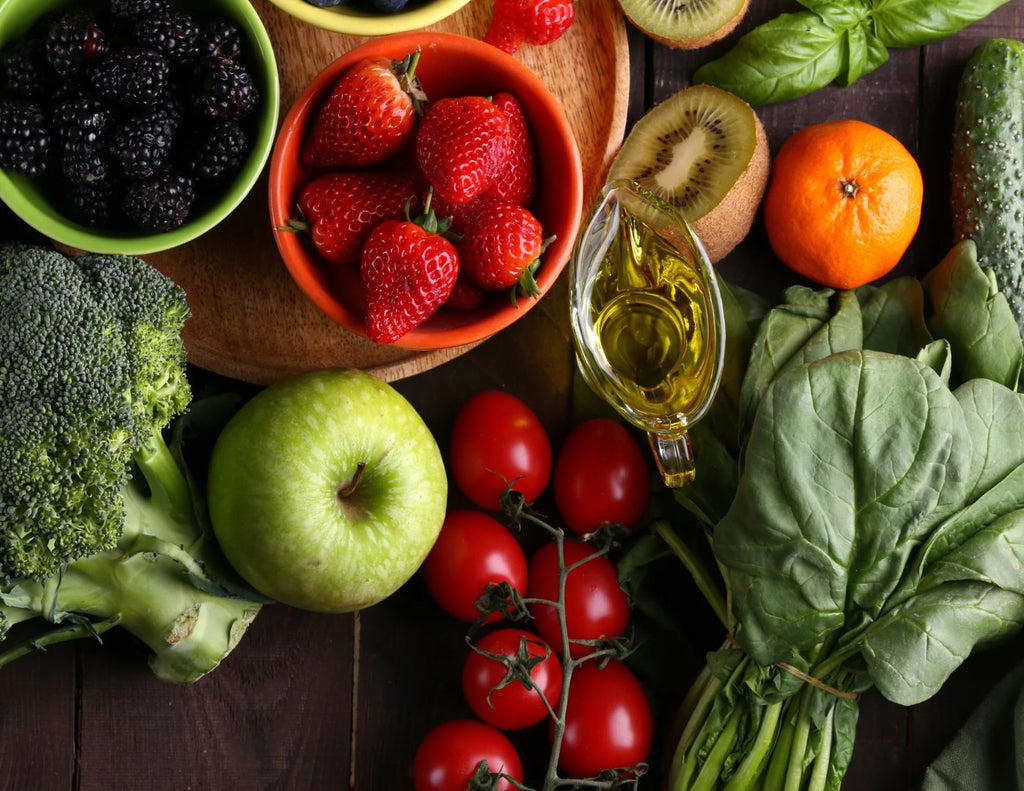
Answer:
[
  {"xmin": 570, "ymin": 180, "xmax": 726, "ymax": 486},
  {"xmin": 591, "ymin": 213, "xmax": 719, "ymax": 426}
]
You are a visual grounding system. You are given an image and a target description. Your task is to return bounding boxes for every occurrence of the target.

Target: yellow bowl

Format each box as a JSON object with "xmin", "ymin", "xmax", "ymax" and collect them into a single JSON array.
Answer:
[{"xmin": 265, "ymin": 0, "xmax": 471, "ymax": 36}]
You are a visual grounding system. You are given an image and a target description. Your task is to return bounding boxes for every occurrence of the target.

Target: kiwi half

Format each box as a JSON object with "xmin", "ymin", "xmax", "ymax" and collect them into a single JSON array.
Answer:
[
  {"xmin": 608, "ymin": 83, "xmax": 769, "ymax": 263},
  {"xmin": 618, "ymin": 0, "xmax": 750, "ymax": 49}
]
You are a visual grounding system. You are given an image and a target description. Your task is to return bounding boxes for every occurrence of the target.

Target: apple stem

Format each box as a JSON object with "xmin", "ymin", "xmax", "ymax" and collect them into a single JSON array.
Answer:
[{"xmin": 338, "ymin": 462, "xmax": 367, "ymax": 498}]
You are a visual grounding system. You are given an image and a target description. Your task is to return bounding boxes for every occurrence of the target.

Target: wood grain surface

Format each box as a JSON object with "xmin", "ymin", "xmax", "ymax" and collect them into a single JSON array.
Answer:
[
  {"xmin": 5, "ymin": 1, "xmax": 1024, "ymax": 790},
  {"xmin": 144, "ymin": 0, "xmax": 629, "ymax": 385}
]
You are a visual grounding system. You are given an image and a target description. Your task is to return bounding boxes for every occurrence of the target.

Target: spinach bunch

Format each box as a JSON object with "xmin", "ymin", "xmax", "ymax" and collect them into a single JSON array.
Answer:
[
  {"xmin": 664, "ymin": 240, "xmax": 1024, "ymax": 790},
  {"xmin": 692, "ymin": 0, "xmax": 1011, "ymax": 105}
]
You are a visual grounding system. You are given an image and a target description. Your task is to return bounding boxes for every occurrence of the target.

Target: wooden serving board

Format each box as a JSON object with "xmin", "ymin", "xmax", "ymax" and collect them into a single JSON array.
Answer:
[{"xmin": 146, "ymin": 0, "xmax": 629, "ymax": 385}]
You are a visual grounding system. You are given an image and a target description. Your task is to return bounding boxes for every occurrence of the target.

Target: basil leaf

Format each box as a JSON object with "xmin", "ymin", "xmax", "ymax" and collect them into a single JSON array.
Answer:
[
  {"xmin": 692, "ymin": 11, "xmax": 849, "ymax": 106},
  {"xmin": 871, "ymin": 0, "xmax": 1013, "ymax": 47},
  {"xmin": 838, "ymin": 22, "xmax": 890, "ymax": 86}
]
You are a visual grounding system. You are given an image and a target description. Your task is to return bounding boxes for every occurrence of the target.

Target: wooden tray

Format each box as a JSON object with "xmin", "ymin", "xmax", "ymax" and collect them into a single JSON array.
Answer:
[{"xmin": 146, "ymin": 0, "xmax": 629, "ymax": 384}]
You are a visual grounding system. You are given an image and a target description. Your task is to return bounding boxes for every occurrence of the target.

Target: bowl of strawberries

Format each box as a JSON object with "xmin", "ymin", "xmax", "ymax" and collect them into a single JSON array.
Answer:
[{"xmin": 268, "ymin": 31, "xmax": 584, "ymax": 350}]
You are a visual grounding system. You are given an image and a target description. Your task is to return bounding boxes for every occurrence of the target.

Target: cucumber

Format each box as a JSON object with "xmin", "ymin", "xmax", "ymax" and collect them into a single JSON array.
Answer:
[{"xmin": 950, "ymin": 37, "xmax": 1024, "ymax": 338}]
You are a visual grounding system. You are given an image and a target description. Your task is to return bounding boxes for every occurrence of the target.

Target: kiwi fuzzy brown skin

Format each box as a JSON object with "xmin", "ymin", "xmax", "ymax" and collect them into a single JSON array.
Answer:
[
  {"xmin": 621, "ymin": 0, "xmax": 750, "ymax": 50},
  {"xmin": 693, "ymin": 112, "xmax": 768, "ymax": 262},
  {"xmin": 609, "ymin": 84, "xmax": 770, "ymax": 263}
]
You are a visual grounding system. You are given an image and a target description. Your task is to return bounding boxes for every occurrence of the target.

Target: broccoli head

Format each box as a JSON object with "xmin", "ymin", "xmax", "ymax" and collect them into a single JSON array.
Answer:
[{"xmin": 0, "ymin": 242, "xmax": 261, "ymax": 683}]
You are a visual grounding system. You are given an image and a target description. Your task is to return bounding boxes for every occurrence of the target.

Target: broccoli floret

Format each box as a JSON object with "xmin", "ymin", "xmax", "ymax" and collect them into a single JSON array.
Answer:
[{"xmin": 0, "ymin": 242, "xmax": 262, "ymax": 683}]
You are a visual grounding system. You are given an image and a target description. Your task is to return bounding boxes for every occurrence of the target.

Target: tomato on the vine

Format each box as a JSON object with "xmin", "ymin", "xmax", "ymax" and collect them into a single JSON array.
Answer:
[
  {"xmin": 554, "ymin": 658, "xmax": 653, "ymax": 779},
  {"xmin": 527, "ymin": 539, "xmax": 631, "ymax": 658},
  {"xmin": 449, "ymin": 390, "xmax": 552, "ymax": 510},
  {"xmin": 421, "ymin": 509, "xmax": 528, "ymax": 623},
  {"xmin": 462, "ymin": 627, "xmax": 563, "ymax": 731},
  {"xmin": 553, "ymin": 418, "xmax": 650, "ymax": 535},
  {"xmin": 413, "ymin": 719, "xmax": 523, "ymax": 791}
]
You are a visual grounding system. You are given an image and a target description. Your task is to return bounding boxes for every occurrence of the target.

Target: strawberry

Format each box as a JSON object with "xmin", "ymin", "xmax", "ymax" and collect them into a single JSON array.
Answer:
[
  {"xmin": 482, "ymin": 92, "xmax": 536, "ymax": 206},
  {"xmin": 285, "ymin": 170, "xmax": 420, "ymax": 266},
  {"xmin": 444, "ymin": 275, "xmax": 487, "ymax": 311},
  {"xmin": 457, "ymin": 198, "xmax": 549, "ymax": 296},
  {"xmin": 415, "ymin": 95, "xmax": 511, "ymax": 206},
  {"xmin": 361, "ymin": 199, "xmax": 460, "ymax": 343},
  {"xmin": 484, "ymin": 0, "xmax": 575, "ymax": 54},
  {"xmin": 300, "ymin": 51, "xmax": 427, "ymax": 169}
]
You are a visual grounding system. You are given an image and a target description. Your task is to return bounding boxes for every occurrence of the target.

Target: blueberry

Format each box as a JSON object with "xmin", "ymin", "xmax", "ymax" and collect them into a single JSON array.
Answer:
[{"xmin": 303, "ymin": 0, "xmax": 347, "ymax": 7}]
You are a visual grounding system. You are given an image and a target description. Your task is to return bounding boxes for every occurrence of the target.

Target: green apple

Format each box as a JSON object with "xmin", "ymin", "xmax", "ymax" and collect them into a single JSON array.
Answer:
[{"xmin": 206, "ymin": 368, "xmax": 447, "ymax": 613}]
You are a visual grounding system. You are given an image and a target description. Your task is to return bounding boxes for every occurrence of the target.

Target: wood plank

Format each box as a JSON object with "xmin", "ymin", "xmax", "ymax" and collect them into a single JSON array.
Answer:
[
  {"xmin": 0, "ymin": 639, "xmax": 76, "ymax": 791},
  {"xmin": 75, "ymin": 606, "xmax": 355, "ymax": 790}
]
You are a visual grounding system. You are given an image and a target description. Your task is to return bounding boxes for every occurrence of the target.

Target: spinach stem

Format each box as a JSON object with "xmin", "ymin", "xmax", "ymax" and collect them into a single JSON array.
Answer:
[
  {"xmin": 723, "ymin": 700, "xmax": 783, "ymax": 791},
  {"xmin": 691, "ymin": 704, "xmax": 743, "ymax": 791},
  {"xmin": 654, "ymin": 520, "xmax": 730, "ymax": 628},
  {"xmin": 807, "ymin": 703, "xmax": 835, "ymax": 791},
  {"xmin": 782, "ymin": 688, "xmax": 814, "ymax": 791}
]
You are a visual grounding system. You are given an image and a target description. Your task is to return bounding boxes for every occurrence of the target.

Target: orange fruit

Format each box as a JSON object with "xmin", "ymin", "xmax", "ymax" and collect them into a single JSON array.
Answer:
[{"xmin": 762, "ymin": 119, "xmax": 923, "ymax": 290}]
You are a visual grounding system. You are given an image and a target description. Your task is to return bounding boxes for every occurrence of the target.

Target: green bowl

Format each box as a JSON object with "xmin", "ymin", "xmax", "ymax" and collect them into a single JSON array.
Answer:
[
  {"xmin": 0, "ymin": 0, "xmax": 280, "ymax": 255},
  {"xmin": 266, "ymin": 0, "xmax": 471, "ymax": 36}
]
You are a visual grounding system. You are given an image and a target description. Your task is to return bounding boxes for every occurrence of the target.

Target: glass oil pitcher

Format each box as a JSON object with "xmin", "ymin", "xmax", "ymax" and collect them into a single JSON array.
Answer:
[{"xmin": 569, "ymin": 179, "xmax": 726, "ymax": 487}]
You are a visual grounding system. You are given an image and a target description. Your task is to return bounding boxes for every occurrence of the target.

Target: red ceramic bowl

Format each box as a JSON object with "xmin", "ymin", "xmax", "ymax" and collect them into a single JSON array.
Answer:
[{"xmin": 269, "ymin": 31, "xmax": 583, "ymax": 351}]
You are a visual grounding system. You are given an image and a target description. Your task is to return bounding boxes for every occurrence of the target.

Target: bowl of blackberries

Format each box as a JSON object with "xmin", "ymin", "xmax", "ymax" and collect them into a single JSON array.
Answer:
[
  {"xmin": 267, "ymin": 0, "xmax": 471, "ymax": 37},
  {"xmin": 0, "ymin": 0, "xmax": 280, "ymax": 255}
]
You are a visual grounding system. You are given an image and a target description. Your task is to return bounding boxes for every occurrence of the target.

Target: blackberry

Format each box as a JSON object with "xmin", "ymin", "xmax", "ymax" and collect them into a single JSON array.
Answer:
[
  {"xmin": 65, "ymin": 174, "xmax": 123, "ymax": 227},
  {"xmin": 109, "ymin": 0, "xmax": 172, "ymax": 23},
  {"xmin": 196, "ymin": 20, "xmax": 243, "ymax": 61},
  {"xmin": 1, "ymin": 37, "xmax": 54, "ymax": 100},
  {"xmin": 134, "ymin": 11, "xmax": 201, "ymax": 66},
  {"xmin": 91, "ymin": 46, "xmax": 170, "ymax": 107},
  {"xmin": 52, "ymin": 93, "xmax": 114, "ymax": 184},
  {"xmin": 191, "ymin": 55, "xmax": 259, "ymax": 120},
  {"xmin": 0, "ymin": 101, "xmax": 50, "ymax": 177},
  {"xmin": 123, "ymin": 168, "xmax": 194, "ymax": 231},
  {"xmin": 45, "ymin": 12, "xmax": 109, "ymax": 79},
  {"xmin": 110, "ymin": 108, "xmax": 178, "ymax": 181},
  {"xmin": 180, "ymin": 119, "xmax": 247, "ymax": 180}
]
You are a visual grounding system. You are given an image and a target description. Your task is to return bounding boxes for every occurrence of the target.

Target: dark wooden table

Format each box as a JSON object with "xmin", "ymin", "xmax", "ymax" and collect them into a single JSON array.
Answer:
[{"xmin": 3, "ymin": 1, "xmax": 1024, "ymax": 788}]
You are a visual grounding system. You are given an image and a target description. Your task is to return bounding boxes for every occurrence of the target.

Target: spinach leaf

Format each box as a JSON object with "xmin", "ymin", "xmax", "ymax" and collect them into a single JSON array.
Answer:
[
  {"xmin": 871, "ymin": 0, "xmax": 1013, "ymax": 47},
  {"xmin": 715, "ymin": 352, "xmax": 973, "ymax": 667},
  {"xmin": 861, "ymin": 583, "xmax": 1024, "ymax": 705},
  {"xmin": 856, "ymin": 276, "xmax": 931, "ymax": 356},
  {"xmin": 922, "ymin": 240, "xmax": 1023, "ymax": 389},
  {"xmin": 919, "ymin": 654, "xmax": 1024, "ymax": 791},
  {"xmin": 738, "ymin": 287, "xmax": 862, "ymax": 435}
]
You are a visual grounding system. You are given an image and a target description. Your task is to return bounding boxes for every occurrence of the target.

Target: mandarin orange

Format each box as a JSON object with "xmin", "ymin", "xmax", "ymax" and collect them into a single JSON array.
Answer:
[{"xmin": 762, "ymin": 119, "xmax": 923, "ymax": 290}]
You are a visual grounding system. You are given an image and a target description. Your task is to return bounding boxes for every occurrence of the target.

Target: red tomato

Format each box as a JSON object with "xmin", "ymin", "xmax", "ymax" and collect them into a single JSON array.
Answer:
[
  {"xmin": 449, "ymin": 390, "xmax": 552, "ymax": 510},
  {"xmin": 462, "ymin": 627, "xmax": 563, "ymax": 731},
  {"xmin": 553, "ymin": 418, "xmax": 650, "ymax": 535},
  {"xmin": 527, "ymin": 540, "xmax": 631, "ymax": 658},
  {"xmin": 555, "ymin": 658, "xmax": 653, "ymax": 778},
  {"xmin": 413, "ymin": 719, "xmax": 523, "ymax": 791},
  {"xmin": 421, "ymin": 510, "xmax": 528, "ymax": 623}
]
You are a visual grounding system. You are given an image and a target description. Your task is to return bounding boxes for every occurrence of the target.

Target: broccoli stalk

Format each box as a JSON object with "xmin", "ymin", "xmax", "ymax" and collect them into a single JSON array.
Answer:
[{"xmin": 0, "ymin": 242, "xmax": 263, "ymax": 683}]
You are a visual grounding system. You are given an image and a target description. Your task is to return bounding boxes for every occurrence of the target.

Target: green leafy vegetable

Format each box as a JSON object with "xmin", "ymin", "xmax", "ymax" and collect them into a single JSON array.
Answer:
[
  {"xmin": 0, "ymin": 242, "xmax": 263, "ymax": 683},
  {"xmin": 654, "ymin": 239, "xmax": 1024, "ymax": 789},
  {"xmin": 692, "ymin": 0, "xmax": 1010, "ymax": 105}
]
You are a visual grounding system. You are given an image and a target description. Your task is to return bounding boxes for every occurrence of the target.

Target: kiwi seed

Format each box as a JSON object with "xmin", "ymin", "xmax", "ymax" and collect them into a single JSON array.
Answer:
[
  {"xmin": 617, "ymin": 0, "xmax": 750, "ymax": 49},
  {"xmin": 608, "ymin": 83, "xmax": 769, "ymax": 263}
]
